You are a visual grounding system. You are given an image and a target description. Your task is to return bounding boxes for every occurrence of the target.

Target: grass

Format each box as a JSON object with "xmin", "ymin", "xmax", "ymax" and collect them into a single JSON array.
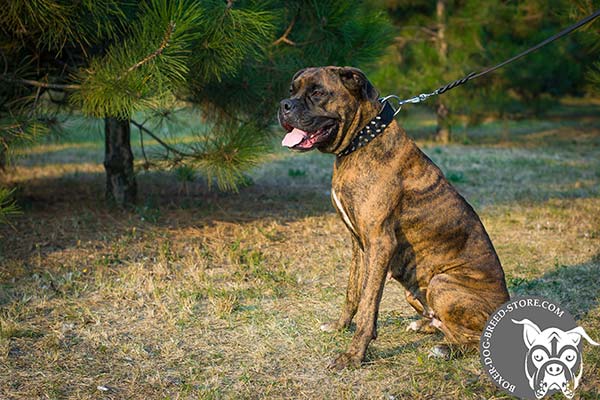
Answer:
[{"xmin": 1, "ymin": 102, "xmax": 600, "ymax": 399}]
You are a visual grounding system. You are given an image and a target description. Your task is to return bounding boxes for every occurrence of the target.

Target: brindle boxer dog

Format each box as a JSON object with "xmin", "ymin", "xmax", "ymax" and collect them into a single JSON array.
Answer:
[{"xmin": 278, "ymin": 66, "xmax": 510, "ymax": 370}]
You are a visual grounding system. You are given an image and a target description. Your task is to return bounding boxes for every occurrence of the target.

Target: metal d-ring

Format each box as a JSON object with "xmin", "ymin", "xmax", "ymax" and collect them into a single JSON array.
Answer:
[
  {"xmin": 379, "ymin": 95, "xmax": 403, "ymax": 116},
  {"xmin": 380, "ymin": 90, "xmax": 441, "ymax": 117}
]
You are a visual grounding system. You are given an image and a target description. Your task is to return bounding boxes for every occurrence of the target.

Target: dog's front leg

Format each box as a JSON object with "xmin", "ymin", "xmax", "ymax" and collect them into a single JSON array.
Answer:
[
  {"xmin": 321, "ymin": 238, "xmax": 365, "ymax": 332},
  {"xmin": 329, "ymin": 229, "xmax": 396, "ymax": 369}
]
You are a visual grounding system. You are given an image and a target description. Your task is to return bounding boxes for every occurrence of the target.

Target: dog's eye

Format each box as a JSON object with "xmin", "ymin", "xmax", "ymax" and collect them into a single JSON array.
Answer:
[{"xmin": 312, "ymin": 89, "xmax": 325, "ymax": 97}]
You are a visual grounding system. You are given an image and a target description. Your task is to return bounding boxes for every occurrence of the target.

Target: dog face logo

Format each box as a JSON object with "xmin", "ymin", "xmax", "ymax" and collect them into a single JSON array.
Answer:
[{"xmin": 512, "ymin": 319, "xmax": 599, "ymax": 399}]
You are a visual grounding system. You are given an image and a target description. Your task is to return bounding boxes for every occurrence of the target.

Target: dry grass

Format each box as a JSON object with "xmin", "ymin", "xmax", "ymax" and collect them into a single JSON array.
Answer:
[{"xmin": 1, "ymin": 111, "xmax": 600, "ymax": 399}]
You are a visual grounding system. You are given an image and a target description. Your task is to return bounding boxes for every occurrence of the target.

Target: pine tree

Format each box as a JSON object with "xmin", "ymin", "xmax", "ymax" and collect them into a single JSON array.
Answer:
[
  {"xmin": 368, "ymin": 0, "xmax": 494, "ymax": 142},
  {"xmin": 0, "ymin": 0, "xmax": 393, "ymax": 207},
  {"xmin": 368, "ymin": 0, "xmax": 596, "ymax": 142},
  {"xmin": 570, "ymin": 1, "xmax": 600, "ymax": 96}
]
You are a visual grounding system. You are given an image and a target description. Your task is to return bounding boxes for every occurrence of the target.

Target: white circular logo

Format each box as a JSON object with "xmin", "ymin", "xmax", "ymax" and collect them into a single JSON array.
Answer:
[{"xmin": 480, "ymin": 296, "xmax": 599, "ymax": 399}]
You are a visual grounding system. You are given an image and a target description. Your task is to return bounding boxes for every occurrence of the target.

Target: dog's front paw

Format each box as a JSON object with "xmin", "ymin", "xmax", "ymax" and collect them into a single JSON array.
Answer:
[{"xmin": 328, "ymin": 352, "xmax": 362, "ymax": 370}]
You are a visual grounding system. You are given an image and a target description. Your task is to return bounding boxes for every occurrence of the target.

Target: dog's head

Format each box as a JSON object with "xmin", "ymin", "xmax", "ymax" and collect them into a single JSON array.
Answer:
[
  {"xmin": 278, "ymin": 66, "xmax": 380, "ymax": 154},
  {"xmin": 512, "ymin": 319, "xmax": 599, "ymax": 399}
]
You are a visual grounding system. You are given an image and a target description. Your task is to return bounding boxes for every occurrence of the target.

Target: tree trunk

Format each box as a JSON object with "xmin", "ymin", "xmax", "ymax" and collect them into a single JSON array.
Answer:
[
  {"xmin": 436, "ymin": 102, "xmax": 450, "ymax": 144},
  {"xmin": 435, "ymin": 0, "xmax": 451, "ymax": 143},
  {"xmin": 0, "ymin": 146, "xmax": 6, "ymax": 172},
  {"xmin": 104, "ymin": 117, "xmax": 136, "ymax": 206}
]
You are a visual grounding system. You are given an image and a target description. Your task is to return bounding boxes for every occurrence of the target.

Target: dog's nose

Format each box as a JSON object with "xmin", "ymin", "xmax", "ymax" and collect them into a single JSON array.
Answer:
[
  {"xmin": 546, "ymin": 363, "xmax": 564, "ymax": 376},
  {"xmin": 280, "ymin": 99, "xmax": 295, "ymax": 113}
]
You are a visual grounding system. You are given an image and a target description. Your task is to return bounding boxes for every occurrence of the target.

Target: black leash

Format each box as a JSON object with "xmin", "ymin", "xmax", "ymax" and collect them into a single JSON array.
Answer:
[
  {"xmin": 385, "ymin": 8, "xmax": 600, "ymax": 113},
  {"xmin": 339, "ymin": 8, "xmax": 600, "ymax": 157}
]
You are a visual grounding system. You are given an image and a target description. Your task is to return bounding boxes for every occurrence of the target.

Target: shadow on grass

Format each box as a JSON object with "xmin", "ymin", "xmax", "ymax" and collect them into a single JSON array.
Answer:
[
  {"xmin": 0, "ymin": 164, "xmax": 335, "ymax": 264},
  {"xmin": 507, "ymin": 254, "xmax": 600, "ymax": 319},
  {"xmin": 9, "ymin": 169, "xmax": 333, "ymax": 220},
  {"xmin": 368, "ymin": 336, "xmax": 441, "ymax": 362}
]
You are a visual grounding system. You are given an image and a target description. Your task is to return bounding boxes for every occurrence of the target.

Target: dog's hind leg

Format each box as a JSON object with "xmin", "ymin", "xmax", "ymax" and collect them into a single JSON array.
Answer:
[
  {"xmin": 426, "ymin": 273, "xmax": 504, "ymax": 347},
  {"xmin": 321, "ymin": 238, "xmax": 365, "ymax": 332}
]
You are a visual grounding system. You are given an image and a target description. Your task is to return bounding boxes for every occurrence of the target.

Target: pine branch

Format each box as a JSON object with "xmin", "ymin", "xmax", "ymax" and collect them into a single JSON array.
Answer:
[
  {"xmin": 137, "ymin": 119, "xmax": 151, "ymax": 168},
  {"xmin": 273, "ymin": 16, "xmax": 296, "ymax": 46},
  {"xmin": 124, "ymin": 21, "xmax": 176, "ymax": 75},
  {"xmin": 0, "ymin": 187, "xmax": 21, "ymax": 228},
  {"xmin": 130, "ymin": 119, "xmax": 194, "ymax": 158},
  {"xmin": 2, "ymin": 77, "xmax": 81, "ymax": 91},
  {"xmin": 29, "ymin": 85, "xmax": 43, "ymax": 117}
]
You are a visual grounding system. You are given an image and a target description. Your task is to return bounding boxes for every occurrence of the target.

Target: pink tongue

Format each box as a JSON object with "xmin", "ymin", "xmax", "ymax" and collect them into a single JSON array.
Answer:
[{"xmin": 282, "ymin": 128, "xmax": 307, "ymax": 147}]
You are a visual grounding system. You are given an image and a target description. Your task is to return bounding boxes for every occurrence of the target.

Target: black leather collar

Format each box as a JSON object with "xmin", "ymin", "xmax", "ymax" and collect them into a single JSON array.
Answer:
[{"xmin": 337, "ymin": 99, "xmax": 395, "ymax": 157}]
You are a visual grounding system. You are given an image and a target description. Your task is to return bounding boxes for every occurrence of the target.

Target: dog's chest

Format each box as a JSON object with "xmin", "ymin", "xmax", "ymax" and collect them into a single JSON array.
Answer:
[
  {"xmin": 331, "ymin": 188, "xmax": 358, "ymax": 236},
  {"xmin": 331, "ymin": 156, "xmax": 400, "ymax": 241}
]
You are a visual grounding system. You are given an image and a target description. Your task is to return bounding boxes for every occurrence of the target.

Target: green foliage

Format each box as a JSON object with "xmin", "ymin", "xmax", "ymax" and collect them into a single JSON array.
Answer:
[
  {"xmin": 1, "ymin": 0, "xmax": 394, "ymax": 192},
  {"xmin": 174, "ymin": 165, "xmax": 196, "ymax": 183},
  {"xmin": 186, "ymin": 121, "xmax": 271, "ymax": 192},
  {"xmin": 369, "ymin": 0, "xmax": 598, "ymax": 123},
  {"xmin": 569, "ymin": 0, "xmax": 600, "ymax": 95},
  {"xmin": 186, "ymin": 1, "xmax": 394, "ymax": 121},
  {"xmin": 73, "ymin": 0, "xmax": 204, "ymax": 119},
  {"xmin": 288, "ymin": 168, "xmax": 306, "ymax": 177},
  {"xmin": 0, "ymin": 118, "xmax": 51, "ymax": 167},
  {"xmin": 0, "ymin": 188, "xmax": 21, "ymax": 225},
  {"xmin": 0, "ymin": 0, "xmax": 126, "ymax": 50},
  {"xmin": 190, "ymin": 1, "xmax": 276, "ymax": 83}
]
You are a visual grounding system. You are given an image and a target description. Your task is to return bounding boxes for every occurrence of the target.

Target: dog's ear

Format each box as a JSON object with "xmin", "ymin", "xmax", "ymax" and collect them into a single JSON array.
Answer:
[
  {"xmin": 565, "ymin": 326, "xmax": 600, "ymax": 346},
  {"xmin": 512, "ymin": 319, "xmax": 542, "ymax": 349},
  {"xmin": 292, "ymin": 68, "xmax": 309, "ymax": 83},
  {"xmin": 337, "ymin": 67, "xmax": 378, "ymax": 101},
  {"xmin": 289, "ymin": 68, "xmax": 310, "ymax": 95}
]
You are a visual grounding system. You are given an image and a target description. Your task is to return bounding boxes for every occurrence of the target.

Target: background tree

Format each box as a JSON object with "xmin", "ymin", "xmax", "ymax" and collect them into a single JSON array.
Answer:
[
  {"xmin": 368, "ymin": 0, "xmax": 597, "ymax": 142},
  {"xmin": 570, "ymin": 1, "xmax": 600, "ymax": 95},
  {"xmin": 0, "ymin": 0, "xmax": 393, "ymax": 207}
]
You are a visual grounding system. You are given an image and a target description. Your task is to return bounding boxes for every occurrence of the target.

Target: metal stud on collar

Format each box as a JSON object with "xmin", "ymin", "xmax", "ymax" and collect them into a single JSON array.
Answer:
[{"xmin": 338, "ymin": 99, "xmax": 396, "ymax": 157}]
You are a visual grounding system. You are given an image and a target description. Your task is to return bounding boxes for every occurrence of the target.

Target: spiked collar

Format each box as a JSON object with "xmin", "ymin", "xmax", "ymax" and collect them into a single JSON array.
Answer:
[{"xmin": 337, "ymin": 99, "xmax": 395, "ymax": 157}]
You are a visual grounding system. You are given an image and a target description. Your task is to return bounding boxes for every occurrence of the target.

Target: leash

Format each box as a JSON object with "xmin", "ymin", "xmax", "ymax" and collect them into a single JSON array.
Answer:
[{"xmin": 383, "ymin": 8, "xmax": 600, "ymax": 115}]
